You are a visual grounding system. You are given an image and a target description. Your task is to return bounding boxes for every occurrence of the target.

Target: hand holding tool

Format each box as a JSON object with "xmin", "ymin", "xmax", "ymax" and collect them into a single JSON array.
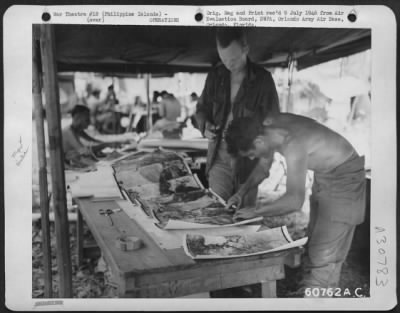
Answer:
[{"xmin": 226, "ymin": 204, "xmax": 237, "ymax": 213}]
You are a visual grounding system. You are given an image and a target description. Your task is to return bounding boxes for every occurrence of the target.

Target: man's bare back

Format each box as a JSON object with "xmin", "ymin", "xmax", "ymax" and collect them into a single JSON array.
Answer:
[
  {"xmin": 264, "ymin": 113, "xmax": 357, "ymax": 173},
  {"xmin": 224, "ymin": 113, "xmax": 366, "ymax": 293}
]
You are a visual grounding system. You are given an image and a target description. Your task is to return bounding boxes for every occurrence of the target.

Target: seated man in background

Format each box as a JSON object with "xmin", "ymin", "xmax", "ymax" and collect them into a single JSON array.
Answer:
[
  {"xmin": 158, "ymin": 91, "xmax": 181, "ymax": 122},
  {"xmin": 62, "ymin": 105, "xmax": 105, "ymax": 168},
  {"xmin": 187, "ymin": 92, "xmax": 199, "ymax": 129},
  {"xmin": 152, "ymin": 91, "xmax": 183, "ymax": 138},
  {"xmin": 95, "ymin": 85, "xmax": 121, "ymax": 134},
  {"xmin": 225, "ymin": 113, "xmax": 366, "ymax": 297},
  {"xmin": 85, "ymin": 89, "xmax": 103, "ymax": 126}
]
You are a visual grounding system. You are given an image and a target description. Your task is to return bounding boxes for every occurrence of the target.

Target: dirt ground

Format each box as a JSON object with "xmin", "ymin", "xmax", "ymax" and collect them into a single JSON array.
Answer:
[{"xmin": 32, "ymin": 210, "xmax": 370, "ymax": 298}]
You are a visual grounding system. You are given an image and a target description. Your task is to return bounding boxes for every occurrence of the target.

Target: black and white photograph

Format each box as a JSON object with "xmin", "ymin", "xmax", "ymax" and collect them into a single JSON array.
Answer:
[
  {"xmin": 3, "ymin": 4, "xmax": 397, "ymax": 311},
  {"xmin": 184, "ymin": 226, "xmax": 307, "ymax": 259}
]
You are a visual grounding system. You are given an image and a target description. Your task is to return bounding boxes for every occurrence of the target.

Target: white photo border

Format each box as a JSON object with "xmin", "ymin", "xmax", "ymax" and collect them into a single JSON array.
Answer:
[{"xmin": 3, "ymin": 4, "xmax": 397, "ymax": 311}]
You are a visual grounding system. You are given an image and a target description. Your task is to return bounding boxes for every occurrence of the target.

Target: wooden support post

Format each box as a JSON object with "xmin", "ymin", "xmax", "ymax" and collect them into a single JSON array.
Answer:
[
  {"xmin": 76, "ymin": 210, "xmax": 84, "ymax": 267},
  {"xmin": 260, "ymin": 280, "xmax": 277, "ymax": 298},
  {"xmin": 286, "ymin": 54, "xmax": 296, "ymax": 113},
  {"xmin": 347, "ymin": 97, "xmax": 357, "ymax": 126},
  {"xmin": 145, "ymin": 73, "xmax": 152, "ymax": 131},
  {"xmin": 32, "ymin": 25, "xmax": 53, "ymax": 298},
  {"xmin": 39, "ymin": 24, "xmax": 73, "ymax": 298},
  {"xmin": 286, "ymin": 87, "xmax": 292, "ymax": 113}
]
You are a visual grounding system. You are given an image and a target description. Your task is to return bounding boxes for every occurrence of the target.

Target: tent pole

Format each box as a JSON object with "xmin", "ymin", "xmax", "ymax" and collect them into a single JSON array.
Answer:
[
  {"xmin": 146, "ymin": 73, "xmax": 152, "ymax": 131},
  {"xmin": 286, "ymin": 84, "xmax": 292, "ymax": 113},
  {"xmin": 32, "ymin": 25, "xmax": 53, "ymax": 298},
  {"xmin": 39, "ymin": 24, "xmax": 73, "ymax": 298},
  {"xmin": 286, "ymin": 53, "xmax": 296, "ymax": 113}
]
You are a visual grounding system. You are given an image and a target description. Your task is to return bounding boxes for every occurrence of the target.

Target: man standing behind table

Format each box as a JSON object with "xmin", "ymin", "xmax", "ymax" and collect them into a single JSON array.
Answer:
[
  {"xmin": 224, "ymin": 114, "xmax": 366, "ymax": 297},
  {"xmin": 195, "ymin": 27, "xmax": 280, "ymax": 208}
]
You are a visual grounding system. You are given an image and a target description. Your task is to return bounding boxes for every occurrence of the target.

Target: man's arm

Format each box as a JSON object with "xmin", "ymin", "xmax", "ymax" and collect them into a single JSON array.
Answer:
[
  {"xmin": 238, "ymin": 155, "xmax": 273, "ymax": 196},
  {"xmin": 194, "ymin": 71, "xmax": 214, "ymax": 135},
  {"xmin": 79, "ymin": 130, "xmax": 103, "ymax": 143},
  {"xmin": 254, "ymin": 142, "xmax": 307, "ymax": 217},
  {"xmin": 225, "ymin": 155, "xmax": 273, "ymax": 209},
  {"xmin": 260, "ymin": 72, "xmax": 280, "ymax": 117}
]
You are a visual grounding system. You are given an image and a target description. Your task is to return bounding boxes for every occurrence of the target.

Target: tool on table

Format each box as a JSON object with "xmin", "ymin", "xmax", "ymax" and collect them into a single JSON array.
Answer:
[
  {"xmin": 99, "ymin": 208, "xmax": 122, "ymax": 226},
  {"xmin": 98, "ymin": 207, "xmax": 144, "ymax": 251}
]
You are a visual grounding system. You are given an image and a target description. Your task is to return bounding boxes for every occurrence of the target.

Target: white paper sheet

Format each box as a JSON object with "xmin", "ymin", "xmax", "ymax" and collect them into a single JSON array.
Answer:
[
  {"xmin": 68, "ymin": 166, "xmax": 122, "ymax": 199},
  {"xmin": 91, "ymin": 132, "xmax": 139, "ymax": 143},
  {"xmin": 160, "ymin": 216, "xmax": 263, "ymax": 230},
  {"xmin": 138, "ymin": 138, "xmax": 208, "ymax": 151}
]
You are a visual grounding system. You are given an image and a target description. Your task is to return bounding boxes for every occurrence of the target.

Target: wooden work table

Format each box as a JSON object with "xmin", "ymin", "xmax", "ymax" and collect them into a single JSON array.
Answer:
[{"xmin": 76, "ymin": 198, "xmax": 303, "ymax": 298}]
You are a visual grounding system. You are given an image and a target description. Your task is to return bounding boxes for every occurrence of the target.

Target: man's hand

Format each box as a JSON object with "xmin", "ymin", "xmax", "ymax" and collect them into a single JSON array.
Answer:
[
  {"xmin": 233, "ymin": 207, "xmax": 259, "ymax": 222},
  {"xmin": 204, "ymin": 121, "xmax": 218, "ymax": 140},
  {"xmin": 225, "ymin": 193, "xmax": 243, "ymax": 212}
]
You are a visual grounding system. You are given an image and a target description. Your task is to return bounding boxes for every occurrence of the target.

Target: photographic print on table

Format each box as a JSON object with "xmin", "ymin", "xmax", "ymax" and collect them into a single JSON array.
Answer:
[
  {"xmin": 184, "ymin": 226, "xmax": 307, "ymax": 259},
  {"xmin": 114, "ymin": 149, "xmax": 261, "ymax": 228}
]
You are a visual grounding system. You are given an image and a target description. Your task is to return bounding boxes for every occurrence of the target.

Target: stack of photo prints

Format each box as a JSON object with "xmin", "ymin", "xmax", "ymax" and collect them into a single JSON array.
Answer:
[{"xmin": 112, "ymin": 149, "xmax": 307, "ymax": 259}]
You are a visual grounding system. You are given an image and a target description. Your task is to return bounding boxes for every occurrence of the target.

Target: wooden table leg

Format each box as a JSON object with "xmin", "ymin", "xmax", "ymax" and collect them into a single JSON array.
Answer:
[
  {"xmin": 261, "ymin": 280, "xmax": 277, "ymax": 298},
  {"xmin": 76, "ymin": 210, "xmax": 84, "ymax": 266}
]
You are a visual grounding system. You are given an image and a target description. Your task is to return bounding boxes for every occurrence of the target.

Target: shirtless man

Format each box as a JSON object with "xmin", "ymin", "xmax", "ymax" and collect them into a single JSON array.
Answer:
[{"xmin": 224, "ymin": 113, "xmax": 366, "ymax": 296}]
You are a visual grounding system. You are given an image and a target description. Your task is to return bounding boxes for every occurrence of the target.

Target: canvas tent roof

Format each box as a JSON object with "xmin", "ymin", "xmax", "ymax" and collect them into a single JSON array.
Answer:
[{"xmin": 54, "ymin": 25, "xmax": 371, "ymax": 73}]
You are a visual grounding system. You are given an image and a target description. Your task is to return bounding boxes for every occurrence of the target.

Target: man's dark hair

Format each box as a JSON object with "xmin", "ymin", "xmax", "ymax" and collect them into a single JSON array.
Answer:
[
  {"xmin": 216, "ymin": 27, "xmax": 247, "ymax": 48},
  {"xmin": 225, "ymin": 117, "xmax": 264, "ymax": 156},
  {"xmin": 160, "ymin": 90, "xmax": 169, "ymax": 97},
  {"xmin": 71, "ymin": 105, "xmax": 90, "ymax": 117}
]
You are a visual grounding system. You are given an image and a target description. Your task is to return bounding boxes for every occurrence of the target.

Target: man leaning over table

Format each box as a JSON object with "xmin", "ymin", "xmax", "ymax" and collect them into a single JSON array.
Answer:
[{"xmin": 224, "ymin": 114, "xmax": 366, "ymax": 297}]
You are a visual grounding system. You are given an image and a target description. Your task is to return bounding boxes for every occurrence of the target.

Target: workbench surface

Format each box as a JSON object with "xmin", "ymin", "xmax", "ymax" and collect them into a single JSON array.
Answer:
[{"xmin": 76, "ymin": 198, "xmax": 303, "ymax": 298}]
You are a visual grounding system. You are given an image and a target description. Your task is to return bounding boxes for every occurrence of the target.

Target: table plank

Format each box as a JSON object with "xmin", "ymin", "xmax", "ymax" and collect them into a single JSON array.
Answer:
[
  {"xmin": 261, "ymin": 281, "xmax": 277, "ymax": 298},
  {"xmin": 78, "ymin": 198, "xmax": 303, "ymax": 273},
  {"xmin": 77, "ymin": 198, "xmax": 304, "ymax": 297},
  {"xmin": 123, "ymin": 265, "xmax": 283, "ymax": 298},
  {"xmin": 76, "ymin": 210, "xmax": 84, "ymax": 266},
  {"xmin": 76, "ymin": 199, "xmax": 175, "ymax": 273},
  {"xmin": 127, "ymin": 250, "xmax": 293, "ymax": 288}
]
